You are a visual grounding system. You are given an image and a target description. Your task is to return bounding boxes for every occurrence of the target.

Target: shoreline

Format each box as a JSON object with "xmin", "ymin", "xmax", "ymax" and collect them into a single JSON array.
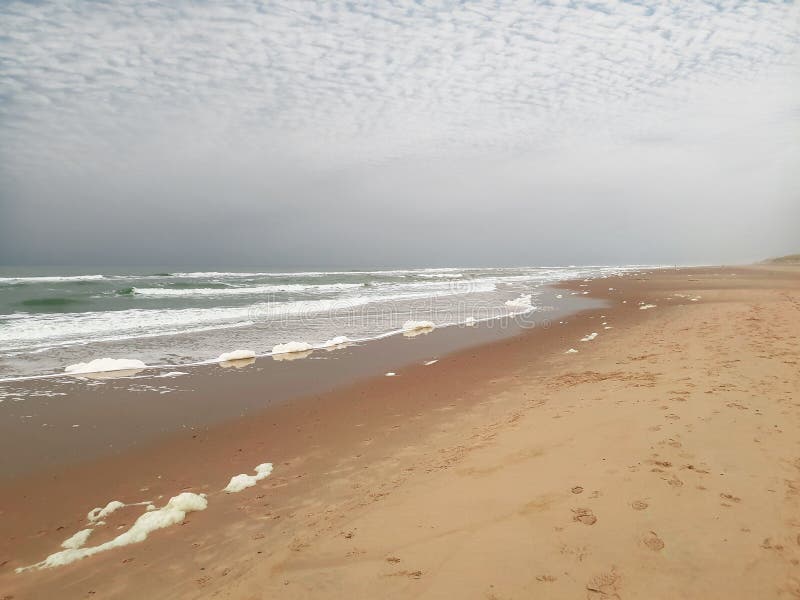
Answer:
[
  {"xmin": 0, "ymin": 285, "xmax": 604, "ymax": 480},
  {"xmin": 0, "ymin": 265, "xmax": 645, "ymax": 382},
  {"xmin": 2, "ymin": 264, "xmax": 799, "ymax": 598}
]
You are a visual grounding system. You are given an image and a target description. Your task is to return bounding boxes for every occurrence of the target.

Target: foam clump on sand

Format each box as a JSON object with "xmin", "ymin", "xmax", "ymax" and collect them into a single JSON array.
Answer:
[
  {"xmin": 87, "ymin": 500, "xmax": 126, "ymax": 523},
  {"xmin": 402, "ymin": 320, "xmax": 435, "ymax": 332},
  {"xmin": 402, "ymin": 320, "xmax": 435, "ymax": 337},
  {"xmin": 464, "ymin": 317, "xmax": 476, "ymax": 326},
  {"xmin": 565, "ymin": 348, "xmax": 578, "ymax": 354},
  {"xmin": 224, "ymin": 463, "xmax": 273, "ymax": 493},
  {"xmin": 60, "ymin": 529, "xmax": 93, "ymax": 550},
  {"xmin": 272, "ymin": 341, "xmax": 313, "ymax": 355},
  {"xmin": 65, "ymin": 358, "xmax": 146, "ymax": 375},
  {"xmin": 505, "ymin": 294, "xmax": 533, "ymax": 310},
  {"xmin": 580, "ymin": 332, "xmax": 598, "ymax": 342},
  {"xmin": 18, "ymin": 493, "xmax": 207, "ymax": 572},
  {"xmin": 639, "ymin": 304, "xmax": 657, "ymax": 310},
  {"xmin": 321, "ymin": 336, "xmax": 350, "ymax": 348},
  {"xmin": 217, "ymin": 349, "xmax": 256, "ymax": 363}
]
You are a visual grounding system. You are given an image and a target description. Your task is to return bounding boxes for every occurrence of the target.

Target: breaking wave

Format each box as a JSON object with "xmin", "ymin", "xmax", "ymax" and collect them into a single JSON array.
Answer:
[{"xmin": 130, "ymin": 283, "xmax": 364, "ymax": 297}]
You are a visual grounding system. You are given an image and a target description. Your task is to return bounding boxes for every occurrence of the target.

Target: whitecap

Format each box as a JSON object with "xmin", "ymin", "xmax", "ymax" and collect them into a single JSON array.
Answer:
[
  {"xmin": 0, "ymin": 274, "xmax": 106, "ymax": 284},
  {"xmin": 132, "ymin": 283, "xmax": 363, "ymax": 297}
]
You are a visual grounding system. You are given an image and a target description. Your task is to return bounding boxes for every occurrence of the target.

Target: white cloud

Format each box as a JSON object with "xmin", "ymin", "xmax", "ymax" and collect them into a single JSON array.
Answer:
[
  {"xmin": 0, "ymin": 1, "xmax": 798, "ymax": 266},
  {"xmin": 0, "ymin": 0, "xmax": 797, "ymax": 179}
]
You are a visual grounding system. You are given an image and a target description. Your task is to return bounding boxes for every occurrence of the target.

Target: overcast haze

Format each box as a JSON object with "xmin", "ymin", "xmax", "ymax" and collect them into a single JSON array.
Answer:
[{"xmin": 1, "ymin": 1, "xmax": 798, "ymax": 268}]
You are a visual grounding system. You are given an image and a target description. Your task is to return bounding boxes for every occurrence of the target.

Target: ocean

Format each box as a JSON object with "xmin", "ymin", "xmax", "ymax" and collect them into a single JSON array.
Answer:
[{"xmin": 0, "ymin": 265, "xmax": 647, "ymax": 379}]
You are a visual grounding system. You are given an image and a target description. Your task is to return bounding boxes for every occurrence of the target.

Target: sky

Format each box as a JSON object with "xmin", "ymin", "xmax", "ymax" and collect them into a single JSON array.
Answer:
[{"xmin": 0, "ymin": 0, "xmax": 798, "ymax": 268}]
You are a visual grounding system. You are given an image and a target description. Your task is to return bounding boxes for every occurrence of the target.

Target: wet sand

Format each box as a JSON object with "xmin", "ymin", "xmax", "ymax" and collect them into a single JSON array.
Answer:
[
  {"xmin": 2, "ymin": 265, "xmax": 799, "ymax": 599},
  {"xmin": 0, "ymin": 287, "xmax": 600, "ymax": 480}
]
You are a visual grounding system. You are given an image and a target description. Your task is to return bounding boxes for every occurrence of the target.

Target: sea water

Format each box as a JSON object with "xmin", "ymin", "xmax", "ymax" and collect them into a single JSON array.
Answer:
[{"xmin": 0, "ymin": 265, "xmax": 648, "ymax": 379}]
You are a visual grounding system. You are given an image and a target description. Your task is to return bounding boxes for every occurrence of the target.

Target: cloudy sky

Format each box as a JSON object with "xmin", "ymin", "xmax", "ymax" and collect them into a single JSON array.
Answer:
[{"xmin": 0, "ymin": 0, "xmax": 798, "ymax": 268}]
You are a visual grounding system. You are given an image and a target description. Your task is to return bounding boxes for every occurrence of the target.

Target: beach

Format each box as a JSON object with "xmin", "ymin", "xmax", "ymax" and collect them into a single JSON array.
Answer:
[{"xmin": 2, "ymin": 264, "xmax": 799, "ymax": 599}]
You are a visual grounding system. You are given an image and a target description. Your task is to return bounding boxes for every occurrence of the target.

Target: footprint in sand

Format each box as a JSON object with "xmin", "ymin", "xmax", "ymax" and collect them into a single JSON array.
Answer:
[
  {"xmin": 586, "ymin": 568, "xmax": 622, "ymax": 597},
  {"xmin": 572, "ymin": 507, "xmax": 597, "ymax": 525},
  {"xmin": 665, "ymin": 474, "xmax": 683, "ymax": 487},
  {"xmin": 631, "ymin": 500, "xmax": 649, "ymax": 510},
  {"xmin": 572, "ymin": 486, "xmax": 584, "ymax": 494},
  {"xmin": 387, "ymin": 570, "xmax": 423, "ymax": 579},
  {"xmin": 642, "ymin": 531, "xmax": 665, "ymax": 551},
  {"xmin": 720, "ymin": 493, "xmax": 741, "ymax": 503}
]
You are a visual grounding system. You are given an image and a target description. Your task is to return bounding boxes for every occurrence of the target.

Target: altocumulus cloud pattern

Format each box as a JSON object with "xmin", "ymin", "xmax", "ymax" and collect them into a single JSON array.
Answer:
[{"xmin": 1, "ymin": 0, "xmax": 798, "ymax": 178}]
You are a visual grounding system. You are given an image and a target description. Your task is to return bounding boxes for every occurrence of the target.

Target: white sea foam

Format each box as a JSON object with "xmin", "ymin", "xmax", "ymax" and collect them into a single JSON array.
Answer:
[
  {"xmin": 402, "ymin": 320, "xmax": 435, "ymax": 337},
  {"xmin": 505, "ymin": 294, "xmax": 533, "ymax": 311},
  {"xmin": 217, "ymin": 349, "xmax": 256, "ymax": 363},
  {"xmin": 272, "ymin": 350, "xmax": 311, "ymax": 362},
  {"xmin": 320, "ymin": 336, "xmax": 351, "ymax": 348},
  {"xmin": 402, "ymin": 320, "xmax": 436, "ymax": 332},
  {"xmin": 385, "ymin": 372, "xmax": 397, "ymax": 376},
  {"xmin": 272, "ymin": 341, "xmax": 313, "ymax": 355},
  {"xmin": 639, "ymin": 304, "xmax": 657, "ymax": 310},
  {"xmin": 87, "ymin": 500, "xmax": 127, "ymax": 522},
  {"xmin": 17, "ymin": 493, "xmax": 207, "ymax": 572},
  {"xmin": 580, "ymin": 333, "xmax": 598, "ymax": 342},
  {"xmin": 65, "ymin": 358, "xmax": 147, "ymax": 376},
  {"xmin": 566, "ymin": 348, "xmax": 578, "ymax": 353},
  {"xmin": 61, "ymin": 529, "xmax": 93, "ymax": 550},
  {"xmin": 224, "ymin": 463, "xmax": 273, "ymax": 493}
]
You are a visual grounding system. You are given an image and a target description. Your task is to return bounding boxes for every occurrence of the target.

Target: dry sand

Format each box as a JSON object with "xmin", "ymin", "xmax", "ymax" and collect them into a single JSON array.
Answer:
[{"xmin": 2, "ymin": 265, "xmax": 799, "ymax": 599}]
